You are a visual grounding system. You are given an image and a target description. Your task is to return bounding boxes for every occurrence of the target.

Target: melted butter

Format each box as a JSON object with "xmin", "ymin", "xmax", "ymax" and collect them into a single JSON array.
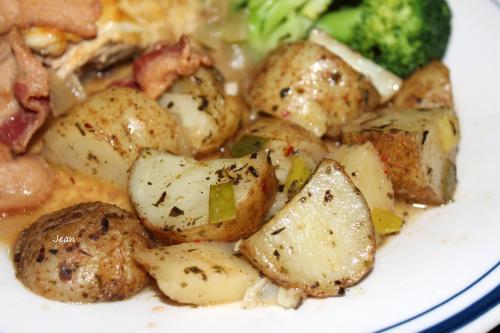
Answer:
[{"xmin": 0, "ymin": 165, "xmax": 132, "ymax": 246}]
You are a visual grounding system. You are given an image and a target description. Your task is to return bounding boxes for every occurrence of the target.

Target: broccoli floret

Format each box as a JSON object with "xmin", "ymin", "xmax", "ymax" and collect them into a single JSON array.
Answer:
[
  {"xmin": 239, "ymin": 0, "xmax": 333, "ymax": 55},
  {"xmin": 316, "ymin": 0, "xmax": 452, "ymax": 76}
]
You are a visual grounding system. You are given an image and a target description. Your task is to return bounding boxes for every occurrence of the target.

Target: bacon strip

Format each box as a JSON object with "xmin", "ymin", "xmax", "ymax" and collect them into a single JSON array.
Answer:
[
  {"xmin": 133, "ymin": 35, "xmax": 213, "ymax": 99},
  {"xmin": 0, "ymin": 142, "xmax": 55, "ymax": 213},
  {"xmin": 0, "ymin": 29, "xmax": 50, "ymax": 153},
  {"xmin": 0, "ymin": 0, "xmax": 101, "ymax": 38}
]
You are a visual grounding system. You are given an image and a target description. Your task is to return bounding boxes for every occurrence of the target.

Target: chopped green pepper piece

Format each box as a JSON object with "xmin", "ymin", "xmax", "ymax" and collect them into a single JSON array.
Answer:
[
  {"xmin": 229, "ymin": 135, "xmax": 268, "ymax": 157},
  {"xmin": 371, "ymin": 208, "xmax": 403, "ymax": 236},
  {"xmin": 209, "ymin": 182, "xmax": 237, "ymax": 224},
  {"xmin": 284, "ymin": 156, "xmax": 311, "ymax": 198}
]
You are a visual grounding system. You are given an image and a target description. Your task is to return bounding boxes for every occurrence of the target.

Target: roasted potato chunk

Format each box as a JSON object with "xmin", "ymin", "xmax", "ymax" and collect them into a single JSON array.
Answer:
[
  {"xmin": 247, "ymin": 41, "xmax": 380, "ymax": 137},
  {"xmin": 129, "ymin": 150, "xmax": 277, "ymax": 243},
  {"xmin": 13, "ymin": 202, "xmax": 153, "ymax": 303},
  {"xmin": 43, "ymin": 87, "xmax": 185, "ymax": 189},
  {"xmin": 309, "ymin": 29, "xmax": 402, "ymax": 103},
  {"xmin": 342, "ymin": 109, "xmax": 459, "ymax": 204},
  {"xmin": 392, "ymin": 61, "xmax": 453, "ymax": 110},
  {"xmin": 240, "ymin": 159, "xmax": 375, "ymax": 297},
  {"xmin": 230, "ymin": 118, "xmax": 328, "ymax": 218},
  {"xmin": 159, "ymin": 68, "xmax": 243, "ymax": 156},
  {"xmin": 135, "ymin": 242, "xmax": 259, "ymax": 306}
]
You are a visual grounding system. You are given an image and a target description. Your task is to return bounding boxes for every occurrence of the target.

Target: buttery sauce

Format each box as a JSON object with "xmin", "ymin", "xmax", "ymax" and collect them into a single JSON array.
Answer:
[{"xmin": 0, "ymin": 165, "xmax": 132, "ymax": 246}]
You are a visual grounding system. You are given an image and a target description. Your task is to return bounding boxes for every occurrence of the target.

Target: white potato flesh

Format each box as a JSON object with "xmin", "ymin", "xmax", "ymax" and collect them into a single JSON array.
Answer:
[
  {"xmin": 159, "ymin": 68, "xmax": 242, "ymax": 156},
  {"xmin": 240, "ymin": 159, "xmax": 375, "ymax": 297},
  {"xmin": 135, "ymin": 242, "xmax": 260, "ymax": 306},
  {"xmin": 43, "ymin": 87, "xmax": 184, "ymax": 189},
  {"xmin": 129, "ymin": 149, "xmax": 277, "ymax": 243},
  {"xmin": 234, "ymin": 118, "xmax": 328, "ymax": 218},
  {"xmin": 328, "ymin": 142, "xmax": 394, "ymax": 211},
  {"xmin": 309, "ymin": 29, "xmax": 402, "ymax": 103}
]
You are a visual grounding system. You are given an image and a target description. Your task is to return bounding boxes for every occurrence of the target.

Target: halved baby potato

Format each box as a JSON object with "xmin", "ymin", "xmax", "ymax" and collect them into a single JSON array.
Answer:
[
  {"xmin": 309, "ymin": 29, "xmax": 402, "ymax": 103},
  {"xmin": 129, "ymin": 149, "xmax": 277, "ymax": 243},
  {"xmin": 159, "ymin": 68, "xmax": 243, "ymax": 156},
  {"xmin": 240, "ymin": 159, "xmax": 375, "ymax": 297},
  {"xmin": 247, "ymin": 41, "xmax": 380, "ymax": 138},
  {"xmin": 342, "ymin": 109, "xmax": 459, "ymax": 204},
  {"xmin": 43, "ymin": 87, "xmax": 185, "ymax": 189},
  {"xmin": 231, "ymin": 118, "xmax": 328, "ymax": 218},
  {"xmin": 135, "ymin": 242, "xmax": 259, "ymax": 306}
]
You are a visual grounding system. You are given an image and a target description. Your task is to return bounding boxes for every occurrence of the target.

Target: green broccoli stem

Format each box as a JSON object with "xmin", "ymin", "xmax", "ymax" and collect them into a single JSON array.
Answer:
[{"xmin": 316, "ymin": 6, "xmax": 363, "ymax": 43}]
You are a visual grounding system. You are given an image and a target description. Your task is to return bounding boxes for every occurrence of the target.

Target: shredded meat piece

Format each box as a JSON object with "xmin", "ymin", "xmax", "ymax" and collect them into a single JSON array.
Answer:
[
  {"xmin": 133, "ymin": 35, "xmax": 213, "ymax": 99},
  {"xmin": 0, "ymin": 29, "xmax": 50, "ymax": 153},
  {"xmin": 0, "ymin": 0, "xmax": 101, "ymax": 38}
]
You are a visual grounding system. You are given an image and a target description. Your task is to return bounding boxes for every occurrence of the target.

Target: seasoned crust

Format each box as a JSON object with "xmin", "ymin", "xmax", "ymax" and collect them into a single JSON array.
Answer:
[{"xmin": 13, "ymin": 202, "xmax": 154, "ymax": 303}]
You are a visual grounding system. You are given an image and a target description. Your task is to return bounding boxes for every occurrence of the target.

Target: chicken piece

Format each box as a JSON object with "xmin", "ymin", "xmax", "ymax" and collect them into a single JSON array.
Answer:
[
  {"xmin": 23, "ymin": 0, "xmax": 203, "ymax": 79},
  {"xmin": 13, "ymin": 202, "xmax": 153, "ymax": 303},
  {"xmin": 0, "ymin": 0, "xmax": 101, "ymax": 38}
]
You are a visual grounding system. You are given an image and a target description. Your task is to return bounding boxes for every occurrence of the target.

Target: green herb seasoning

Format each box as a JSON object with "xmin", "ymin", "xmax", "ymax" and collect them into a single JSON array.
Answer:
[{"xmin": 229, "ymin": 135, "xmax": 268, "ymax": 157}]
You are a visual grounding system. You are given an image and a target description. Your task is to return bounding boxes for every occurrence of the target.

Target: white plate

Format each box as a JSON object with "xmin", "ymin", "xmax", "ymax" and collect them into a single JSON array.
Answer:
[{"xmin": 1, "ymin": 1, "xmax": 499, "ymax": 332}]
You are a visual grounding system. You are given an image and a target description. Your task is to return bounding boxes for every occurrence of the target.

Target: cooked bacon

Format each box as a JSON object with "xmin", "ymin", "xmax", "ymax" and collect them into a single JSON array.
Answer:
[
  {"xmin": 0, "ymin": 0, "xmax": 101, "ymax": 38},
  {"xmin": 8, "ymin": 30, "xmax": 50, "ymax": 113},
  {"xmin": 0, "ymin": 142, "xmax": 55, "ymax": 213},
  {"xmin": 133, "ymin": 35, "xmax": 213, "ymax": 99},
  {"xmin": 0, "ymin": 29, "xmax": 50, "ymax": 153}
]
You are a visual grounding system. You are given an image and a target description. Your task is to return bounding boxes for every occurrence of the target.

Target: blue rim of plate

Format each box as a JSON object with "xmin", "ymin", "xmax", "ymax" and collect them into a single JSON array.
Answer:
[{"xmin": 374, "ymin": 261, "xmax": 500, "ymax": 332}]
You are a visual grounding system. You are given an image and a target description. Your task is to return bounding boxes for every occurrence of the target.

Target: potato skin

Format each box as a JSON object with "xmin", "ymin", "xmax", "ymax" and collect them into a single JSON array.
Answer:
[
  {"xmin": 345, "ymin": 130, "xmax": 438, "ymax": 203},
  {"xmin": 13, "ymin": 202, "xmax": 153, "ymax": 303},
  {"xmin": 247, "ymin": 41, "xmax": 380, "ymax": 137},
  {"xmin": 392, "ymin": 61, "xmax": 453, "ymax": 110},
  {"xmin": 142, "ymin": 157, "xmax": 277, "ymax": 244},
  {"xmin": 342, "ymin": 110, "xmax": 459, "ymax": 205}
]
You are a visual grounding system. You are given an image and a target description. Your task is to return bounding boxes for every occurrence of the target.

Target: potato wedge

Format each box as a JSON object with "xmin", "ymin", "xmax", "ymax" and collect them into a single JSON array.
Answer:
[
  {"xmin": 392, "ymin": 61, "xmax": 453, "ymax": 110},
  {"xmin": 309, "ymin": 29, "xmax": 402, "ymax": 103},
  {"xmin": 328, "ymin": 142, "xmax": 394, "ymax": 211},
  {"xmin": 231, "ymin": 118, "xmax": 328, "ymax": 218},
  {"xmin": 342, "ymin": 109, "xmax": 459, "ymax": 204},
  {"xmin": 240, "ymin": 159, "xmax": 375, "ymax": 297},
  {"xmin": 43, "ymin": 87, "xmax": 185, "ymax": 189},
  {"xmin": 247, "ymin": 41, "xmax": 380, "ymax": 137},
  {"xmin": 129, "ymin": 150, "xmax": 277, "ymax": 243},
  {"xmin": 135, "ymin": 242, "xmax": 259, "ymax": 306},
  {"xmin": 159, "ymin": 68, "xmax": 243, "ymax": 156}
]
